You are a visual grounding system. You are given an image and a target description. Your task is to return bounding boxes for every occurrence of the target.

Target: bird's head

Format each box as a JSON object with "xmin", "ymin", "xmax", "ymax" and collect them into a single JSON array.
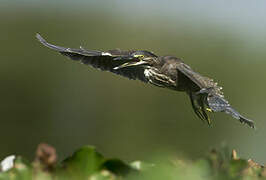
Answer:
[{"xmin": 113, "ymin": 51, "xmax": 157, "ymax": 70}]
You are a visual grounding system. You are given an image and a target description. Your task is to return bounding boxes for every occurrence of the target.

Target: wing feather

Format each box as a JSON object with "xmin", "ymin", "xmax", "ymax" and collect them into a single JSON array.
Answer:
[
  {"xmin": 36, "ymin": 34, "xmax": 148, "ymax": 82},
  {"xmin": 177, "ymin": 63, "xmax": 223, "ymax": 96}
]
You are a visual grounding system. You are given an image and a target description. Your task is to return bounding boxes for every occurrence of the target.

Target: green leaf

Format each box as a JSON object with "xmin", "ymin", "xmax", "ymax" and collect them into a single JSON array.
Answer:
[
  {"xmin": 57, "ymin": 146, "xmax": 105, "ymax": 179},
  {"xmin": 101, "ymin": 159, "xmax": 135, "ymax": 176},
  {"xmin": 228, "ymin": 159, "xmax": 249, "ymax": 179}
]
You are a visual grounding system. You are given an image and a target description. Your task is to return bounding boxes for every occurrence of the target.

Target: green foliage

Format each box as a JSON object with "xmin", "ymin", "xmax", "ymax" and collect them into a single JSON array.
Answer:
[
  {"xmin": 0, "ymin": 144, "xmax": 265, "ymax": 180},
  {"xmin": 57, "ymin": 146, "xmax": 105, "ymax": 179},
  {"xmin": 0, "ymin": 157, "xmax": 32, "ymax": 180}
]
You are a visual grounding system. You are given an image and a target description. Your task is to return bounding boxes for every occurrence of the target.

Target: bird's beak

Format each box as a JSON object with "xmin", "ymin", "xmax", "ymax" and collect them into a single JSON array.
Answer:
[{"xmin": 113, "ymin": 61, "xmax": 148, "ymax": 70}]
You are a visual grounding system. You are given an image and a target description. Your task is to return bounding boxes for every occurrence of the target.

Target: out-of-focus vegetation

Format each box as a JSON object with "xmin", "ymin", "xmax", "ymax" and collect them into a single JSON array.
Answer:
[
  {"xmin": 0, "ymin": 144, "xmax": 265, "ymax": 180},
  {"xmin": 0, "ymin": 0, "xmax": 265, "ymax": 169}
]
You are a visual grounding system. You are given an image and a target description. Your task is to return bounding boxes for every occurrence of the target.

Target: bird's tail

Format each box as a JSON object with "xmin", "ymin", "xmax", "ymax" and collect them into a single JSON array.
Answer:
[{"xmin": 224, "ymin": 106, "xmax": 255, "ymax": 129}]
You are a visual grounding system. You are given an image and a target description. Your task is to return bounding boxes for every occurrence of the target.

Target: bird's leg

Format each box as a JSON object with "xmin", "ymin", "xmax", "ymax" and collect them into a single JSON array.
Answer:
[
  {"xmin": 189, "ymin": 93, "xmax": 206, "ymax": 122},
  {"xmin": 195, "ymin": 88, "xmax": 214, "ymax": 121},
  {"xmin": 189, "ymin": 91, "xmax": 212, "ymax": 125},
  {"xmin": 197, "ymin": 97, "xmax": 211, "ymax": 125}
]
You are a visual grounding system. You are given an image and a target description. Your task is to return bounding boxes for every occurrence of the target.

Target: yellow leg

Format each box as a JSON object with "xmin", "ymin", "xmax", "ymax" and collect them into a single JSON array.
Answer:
[{"xmin": 206, "ymin": 108, "xmax": 212, "ymax": 112}]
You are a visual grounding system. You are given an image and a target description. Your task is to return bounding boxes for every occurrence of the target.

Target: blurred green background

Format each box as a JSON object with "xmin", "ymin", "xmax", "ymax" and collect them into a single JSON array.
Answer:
[{"xmin": 0, "ymin": 0, "xmax": 265, "ymax": 164}]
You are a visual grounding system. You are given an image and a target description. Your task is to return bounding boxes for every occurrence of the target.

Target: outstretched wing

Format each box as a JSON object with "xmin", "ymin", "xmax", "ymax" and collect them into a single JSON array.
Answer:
[
  {"xmin": 36, "ymin": 34, "xmax": 148, "ymax": 82},
  {"xmin": 176, "ymin": 62, "xmax": 223, "ymax": 96}
]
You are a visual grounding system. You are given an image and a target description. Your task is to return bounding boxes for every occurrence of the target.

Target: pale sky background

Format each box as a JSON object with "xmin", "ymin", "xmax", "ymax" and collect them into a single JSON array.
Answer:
[{"xmin": 2, "ymin": 0, "xmax": 266, "ymax": 46}]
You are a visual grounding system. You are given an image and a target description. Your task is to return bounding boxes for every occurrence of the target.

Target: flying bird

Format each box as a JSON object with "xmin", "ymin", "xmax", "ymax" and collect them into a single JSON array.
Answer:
[{"xmin": 36, "ymin": 34, "xmax": 254, "ymax": 128}]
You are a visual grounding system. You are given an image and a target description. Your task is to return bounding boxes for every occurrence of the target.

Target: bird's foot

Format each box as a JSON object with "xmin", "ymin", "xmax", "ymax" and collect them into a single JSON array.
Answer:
[
  {"xmin": 189, "ymin": 93, "xmax": 212, "ymax": 125},
  {"xmin": 206, "ymin": 108, "xmax": 212, "ymax": 112}
]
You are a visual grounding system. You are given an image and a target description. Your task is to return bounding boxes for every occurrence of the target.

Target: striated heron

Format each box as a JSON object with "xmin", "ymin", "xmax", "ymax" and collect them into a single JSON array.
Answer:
[{"xmin": 36, "ymin": 34, "xmax": 254, "ymax": 128}]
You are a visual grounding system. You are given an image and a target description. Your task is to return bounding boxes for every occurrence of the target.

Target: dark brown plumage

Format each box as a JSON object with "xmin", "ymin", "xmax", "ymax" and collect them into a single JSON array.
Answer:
[{"xmin": 36, "ymin": 34, "xmax": 254, "ymax": 128}]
